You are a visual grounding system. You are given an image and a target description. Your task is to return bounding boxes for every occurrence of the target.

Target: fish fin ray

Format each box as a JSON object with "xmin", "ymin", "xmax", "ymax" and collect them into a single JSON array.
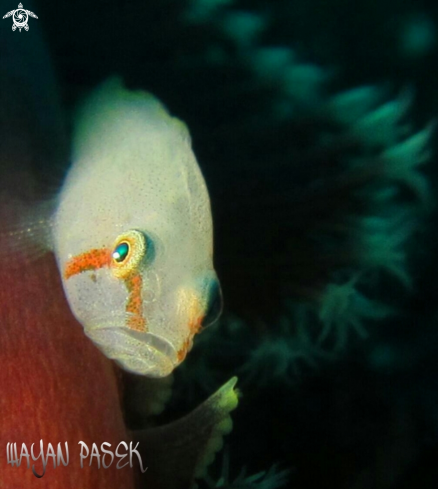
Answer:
[{"xmin": 0, "ymin": 193, "xmax": 55, "ymax": 265}]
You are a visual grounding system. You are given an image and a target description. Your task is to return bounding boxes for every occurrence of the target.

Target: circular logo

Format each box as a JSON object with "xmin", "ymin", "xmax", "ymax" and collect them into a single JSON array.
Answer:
[{"xmin": 13, "ymin": 9, "xmax": 28, "ymax": 28}]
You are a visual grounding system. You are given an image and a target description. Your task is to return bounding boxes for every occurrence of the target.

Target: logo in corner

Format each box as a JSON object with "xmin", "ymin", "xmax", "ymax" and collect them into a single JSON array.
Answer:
[{"xmin": 2, "ymin": 3, "xmax": 38, "ymax": 32}]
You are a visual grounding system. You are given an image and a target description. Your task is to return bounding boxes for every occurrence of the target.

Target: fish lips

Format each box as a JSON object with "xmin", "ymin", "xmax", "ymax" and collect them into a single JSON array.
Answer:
[{"xmin": 85, "ymin": 325, "xmax": 178, "ymax": 377}]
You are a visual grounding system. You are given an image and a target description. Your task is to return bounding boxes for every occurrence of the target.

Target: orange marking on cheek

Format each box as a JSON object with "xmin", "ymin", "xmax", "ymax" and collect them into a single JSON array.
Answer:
[
  {"xmin": 64, "ymin": 248, "xmax": 112, "ymax": 279},
  {"xmin": 189, "ymin": 315, "xmax": 204, "ymax": 335},
  {"xmin": 176, "ymin": 293, "xmax": 206, "ymax": 363},
  {"xmin": 177, "ymin": 338, "xmax": 192, "ymax": 363},
  {"xmin": 125, "ymin": 273, "xmax": 147, "ymax": 332},
  {"xmin": 177, "ymin": 326, "xmax": 200, "ymax": 363}
]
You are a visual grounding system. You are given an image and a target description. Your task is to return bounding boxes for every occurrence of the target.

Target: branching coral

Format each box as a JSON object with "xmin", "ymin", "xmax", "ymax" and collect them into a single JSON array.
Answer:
[
  {"xmin": 180, "ymin": 2, "xmax": 432, "ymax": 347},
  {"xmin": 316, "ymin": 276, "xmax": 396, "ymax": 350},
  {"xmin": 173, "ymin": 310, "xmax": 330, "ymax": 391},
  {"xmin": 238, "ymin": 318, "xmax": 331, "ymax": 386},
  {"xmin": 202, "ymin": 450, "xmax": 290, "ymax": 489},
  {"xmin": 185, "ymin": 0, "xmax": 235, "ymax": 23},
  {"xmin": 172, "ymin": 315, "xmax": 250, "ymax": 403}
]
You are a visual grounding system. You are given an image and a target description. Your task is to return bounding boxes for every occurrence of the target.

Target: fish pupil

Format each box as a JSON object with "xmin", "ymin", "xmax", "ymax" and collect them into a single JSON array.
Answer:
[{"xmin": 113, "ymin": 242, "xmax": 130, "ymax": 263}]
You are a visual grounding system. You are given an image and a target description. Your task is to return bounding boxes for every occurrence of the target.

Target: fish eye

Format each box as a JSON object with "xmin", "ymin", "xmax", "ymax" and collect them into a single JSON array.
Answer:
[
  {"xmin": 111, "ymin": 230, "xmax": 147, "ymax": 278},
  {"xmin": 112, "ymin": 242, "xmax": 130, "ymax": 263}
]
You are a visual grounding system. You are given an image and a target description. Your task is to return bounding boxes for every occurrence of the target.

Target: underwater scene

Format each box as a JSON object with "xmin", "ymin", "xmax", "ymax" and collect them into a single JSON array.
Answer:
[{"xmin": 1, "ymin": 0, "xmax": 438, "ymax": 487}]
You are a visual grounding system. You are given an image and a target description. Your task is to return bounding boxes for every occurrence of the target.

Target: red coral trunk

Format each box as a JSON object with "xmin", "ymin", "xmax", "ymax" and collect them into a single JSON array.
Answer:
[{"xmin": 0, "ymin": 250, "xmax": 136, "ymax": 488}]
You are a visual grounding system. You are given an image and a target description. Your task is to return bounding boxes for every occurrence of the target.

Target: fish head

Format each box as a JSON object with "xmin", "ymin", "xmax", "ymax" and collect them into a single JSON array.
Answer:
[{"xmin": 54, "ymin": 78, "xmax": 221, "ymax": 377}]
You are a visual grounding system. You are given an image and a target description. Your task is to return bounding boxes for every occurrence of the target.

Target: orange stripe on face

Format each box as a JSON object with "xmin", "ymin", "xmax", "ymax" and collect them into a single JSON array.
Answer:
[
  {"xmin": 64, "ymin": 248, "xmax": 112, "ymax": 279},
  {"xmin": 64, "ymin": 248, "xmax": 147, "ymax": 333},
  {"xmin": 125, "ymin": 273, "xmax": 147, "ymax": 332}
]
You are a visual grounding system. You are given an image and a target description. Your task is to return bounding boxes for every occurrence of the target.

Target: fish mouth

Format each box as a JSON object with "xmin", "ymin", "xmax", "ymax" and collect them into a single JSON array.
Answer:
[{"xmin": 86, "ymin": 325, "xmax": 178, "ymax": 377}]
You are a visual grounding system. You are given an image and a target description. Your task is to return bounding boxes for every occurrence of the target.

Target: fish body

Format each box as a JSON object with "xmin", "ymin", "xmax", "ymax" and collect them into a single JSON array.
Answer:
[{"xmin": 51, "ymin": 78, "xmax": 220, "ymax": 377}]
